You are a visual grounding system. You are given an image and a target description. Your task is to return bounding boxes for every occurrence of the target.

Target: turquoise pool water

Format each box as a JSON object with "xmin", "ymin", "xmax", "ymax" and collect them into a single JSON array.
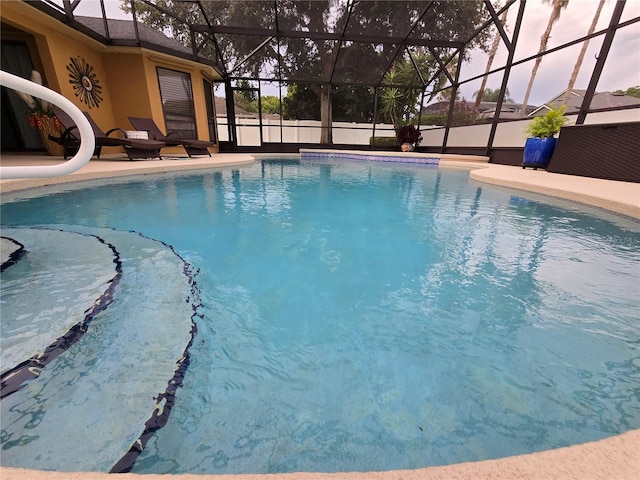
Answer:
[{"xmin": 1, "ymin": 158, "xmax": 639, "ymax": 474}]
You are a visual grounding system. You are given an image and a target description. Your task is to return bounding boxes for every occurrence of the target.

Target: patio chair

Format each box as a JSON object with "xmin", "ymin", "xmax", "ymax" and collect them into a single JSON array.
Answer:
[
  {"xmin": 127, "ymin": 116, "xmax": 214, "ymax": 157},
  {"xmin": 50, "ymin": 107, "xmax": 165, "ymax": 161}
]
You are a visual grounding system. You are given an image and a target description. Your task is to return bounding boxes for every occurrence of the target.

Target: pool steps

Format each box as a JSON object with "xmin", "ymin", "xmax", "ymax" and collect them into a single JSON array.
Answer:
[{"xmin": 0, "ymin": 226, "xmax": 199, "ymax": 473}]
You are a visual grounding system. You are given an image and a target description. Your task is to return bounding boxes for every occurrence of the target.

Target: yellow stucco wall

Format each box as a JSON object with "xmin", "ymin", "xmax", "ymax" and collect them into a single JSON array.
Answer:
[
  {"xmin": 2, "ymin": 3, "xmax": 117, "ymax": 127},
  {"xmin": 1, "ymin": 1, "xmax": 219, "ymax": 156},
  {"xmin": 102, "ymin": 53, "xmax": 153, "ymax": 130},
  {"xmin": 48, "ymin": 36, "xmax": 117, "ymax": 128}
]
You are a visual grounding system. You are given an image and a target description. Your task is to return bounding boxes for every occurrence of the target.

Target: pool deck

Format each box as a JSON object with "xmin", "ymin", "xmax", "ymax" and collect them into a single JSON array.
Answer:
[{"xmin": 1, "ymin": 152, "xmax": 639, "ymax": 480}]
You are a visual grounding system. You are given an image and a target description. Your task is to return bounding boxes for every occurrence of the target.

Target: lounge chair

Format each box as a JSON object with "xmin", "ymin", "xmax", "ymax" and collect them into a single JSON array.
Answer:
[
  {"xmin": 50, "ymin": 107, "xmax": 165, "ymax": 161},
  {"xmin": 127, "ymin": 116, "xmax": 214, "ymax": 157}
]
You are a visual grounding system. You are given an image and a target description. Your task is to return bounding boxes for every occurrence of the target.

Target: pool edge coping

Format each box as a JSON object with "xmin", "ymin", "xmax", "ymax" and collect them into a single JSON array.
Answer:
[{"xmin": 1, "ymin": 429, "xmax": 638, "ymax": 480}]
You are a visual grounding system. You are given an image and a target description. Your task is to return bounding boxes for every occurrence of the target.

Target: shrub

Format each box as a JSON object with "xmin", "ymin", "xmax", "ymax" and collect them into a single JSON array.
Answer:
[
  {"xmin": 370, "ymin": 136, "xmax": 398, "ymax": 147},
  {"xmin": 396, "ymin": 124, "xmax": 423, "ymax": 145}
]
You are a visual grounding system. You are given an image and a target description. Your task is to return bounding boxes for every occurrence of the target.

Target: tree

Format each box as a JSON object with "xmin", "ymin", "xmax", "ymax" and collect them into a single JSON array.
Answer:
[
  {"xmin": 614, "ymin": 86, "xmax": 640, "ymax": 99},
  {"xmin": 379, "ymin": 61, "xmax": 421, "ymax": 129},
  {"xmin": 475, "ymin": 6, "xmax": 509, "ymax": 108},
  {"xmin": 233, "ymin": 80, "xmax": 258, "ymax": 112},
  {"xmin": 473, "ymin": 87, "xmax": 514, "ymax": 102},
  {"xmin": 122, "ymin": 0, "xmax": 493, "ymax": 143},
  {"xmin": 379, "ymin": 50, "xmax": 453, "ymax": 130},
  {"xmin": 562, "ymin": 0, "xmax": 604, "ymax": 106},
  {"xmin": 521, "ymin": 0, "xmax": 569, "ymax": 115},
  {"xmin": 282, "ymin": 83, "xmax": 319, "ymax": 120},
  {"xmin": 436, "ymin": 87, "xmax": 461, "ymax": 103},
  {"xmin": 236, "ymin": 80, "xmax": 257, "ymax": 103},
  {"xmin": 233, "ymin": 92, "xmax": 257, "ymax": 113},
  {"xmin": 281, "ymin": 83, "xmax": 374, "ymax": 122},
  {"xmin": 257, "ymin": 96, "xmax": 281, "ymax": 115},
  {"xmin": 331, "ymin": 86, "xmax": 376, "ymax": 123}
]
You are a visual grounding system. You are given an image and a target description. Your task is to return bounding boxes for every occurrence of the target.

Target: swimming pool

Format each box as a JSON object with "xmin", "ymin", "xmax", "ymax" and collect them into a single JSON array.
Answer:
[{"xmin": 1, "ymin": 158, "xmax": 639, "ymax": 474}]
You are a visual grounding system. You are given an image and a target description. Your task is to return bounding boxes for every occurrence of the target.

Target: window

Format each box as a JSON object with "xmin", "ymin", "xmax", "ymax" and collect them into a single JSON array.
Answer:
[
  {"xmin": 157, "ymin": 67, "xmax": 196, "ymax": 138},
  {"xmin": 202, "ymin": 78, "xmax": 217, "ymax": 142}
]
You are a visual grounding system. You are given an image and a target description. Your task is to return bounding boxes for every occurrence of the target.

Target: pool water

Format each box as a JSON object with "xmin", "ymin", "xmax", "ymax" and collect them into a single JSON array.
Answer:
[{"xmin": 1, "ymin": 158, "xmax": 639, "ymax": 474}]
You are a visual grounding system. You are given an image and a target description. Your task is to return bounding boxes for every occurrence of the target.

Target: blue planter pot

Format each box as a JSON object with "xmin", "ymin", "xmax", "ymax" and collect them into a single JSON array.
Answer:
[{"xmin": 523, "ymin": 137, "xmax": 557, "ymax": 169}]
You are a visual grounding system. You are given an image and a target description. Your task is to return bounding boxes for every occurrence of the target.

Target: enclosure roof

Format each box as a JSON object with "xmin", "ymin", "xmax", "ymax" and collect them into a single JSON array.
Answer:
[{"xmin": 28, "ymin": 0, "xmax": 515, "ymax": 89}]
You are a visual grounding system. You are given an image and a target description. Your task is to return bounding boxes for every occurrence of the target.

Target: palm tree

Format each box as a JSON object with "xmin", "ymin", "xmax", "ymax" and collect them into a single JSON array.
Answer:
[
  {"xmin": 380, "ymin": 51, "xmax": 451, "ymax": 130},
  {"xmin": 520, "ymin": 0, "xmax": 570, "ymax": 116},
  {"xmin": 561, "ymin": 0, "xmax": 605, "ymax": 106},
  {"xmin": 473, "ymin": 87, "xmax": 514, "ymax": 103},
  {"xmin": 379, "ymin": 63, "xmax": 421, "ymax": 129},
  {"xmin": 475, "ymin": 6, "xmax": 510, "ymax": 108}
]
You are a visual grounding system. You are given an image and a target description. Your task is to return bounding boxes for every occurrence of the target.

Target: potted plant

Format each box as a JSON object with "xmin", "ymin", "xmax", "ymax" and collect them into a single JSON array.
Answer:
[
  {"xmin": 397, "ymin": 124, "xmax": 422, "ymax": 152},
  {"xmin": 16, "ymin": 70, "xmax": 64, "ymax": 156},
  {"xmin": 522, "ymin": 105, "xmax": 569, "ymax": 169}
]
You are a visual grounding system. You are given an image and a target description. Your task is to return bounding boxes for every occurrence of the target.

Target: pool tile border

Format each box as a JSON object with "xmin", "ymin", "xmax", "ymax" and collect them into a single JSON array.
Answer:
[{"xmin": 300, "ymin": 148, "xmax": 439, "ymax": 165}]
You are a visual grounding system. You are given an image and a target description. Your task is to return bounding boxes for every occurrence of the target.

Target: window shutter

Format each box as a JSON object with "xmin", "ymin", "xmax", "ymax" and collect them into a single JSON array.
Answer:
[{"xmin": 157, "ymin": 67, "xmax": 196, "ymax": 138}]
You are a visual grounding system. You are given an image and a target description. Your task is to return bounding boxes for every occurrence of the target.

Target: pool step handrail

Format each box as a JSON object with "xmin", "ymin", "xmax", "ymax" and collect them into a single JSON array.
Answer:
[{"xmin": 0, "ymin": 70, "xmax": 95, "ymax": 179}]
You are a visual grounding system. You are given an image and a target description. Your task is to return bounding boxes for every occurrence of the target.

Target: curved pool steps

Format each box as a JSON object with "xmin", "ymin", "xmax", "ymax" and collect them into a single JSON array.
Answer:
[
  {"xmin": 1, "ymin": 227, "xmax": 120, "ymax": 391},
  {"xmin": 0, "ymin": 226, "xmax": 199, "ymax": 472}
]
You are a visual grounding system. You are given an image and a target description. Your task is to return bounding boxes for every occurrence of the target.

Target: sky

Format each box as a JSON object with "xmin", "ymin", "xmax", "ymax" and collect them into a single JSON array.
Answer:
[
  {"xmin": 457, "ymin": 0, "xmax": 640, "ymax": 105},
  {"xmin": 58, "ymin": 0, "xmax": 640, "ymax": 107}
]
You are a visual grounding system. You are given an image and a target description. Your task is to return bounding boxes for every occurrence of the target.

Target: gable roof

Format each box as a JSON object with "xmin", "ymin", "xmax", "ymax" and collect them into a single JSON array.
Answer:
[
  {"xmin": 478, "ymin": 102, "xmax": 537, "ymax": 118},
  {"xmin": 530, "ymin": 89, "xmax": 640, "ymax": 116}
]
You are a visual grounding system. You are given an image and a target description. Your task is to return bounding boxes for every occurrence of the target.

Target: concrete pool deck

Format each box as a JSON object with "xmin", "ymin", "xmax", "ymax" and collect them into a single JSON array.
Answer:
[{"xmin": 1, "ymin": 152, "xmax": 639, "ymax": 479}]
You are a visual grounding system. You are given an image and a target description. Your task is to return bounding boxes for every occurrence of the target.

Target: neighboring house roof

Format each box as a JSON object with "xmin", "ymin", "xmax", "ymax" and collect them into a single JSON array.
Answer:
[
  {"xmin": 214, "ymin": 96, "xmax": 227, "ymax": 116},
  {"xmin": 547, "ymin": 89, "xmax": 589, "ymax": 106},
  {"xmin": 588, "ymin": 91, "xmax": 640, "ymax": 109},
  {"xmin": 422, "ymin": 100, "xmax": 536, "ymax": 118},
  {"xmin": 215, "ymin": 96, "xmax": 252, "ymax": 118},
  {"xmin": 478, "ymin": 102, "xmax": 537, "ymax": 118},
  {"xmin": 214, "ymin": 96, "xmax": 280, "ymax": 119},
  {"xmin": 422, "ymin": 101, "xmax": 450, "ymax": 114},
  {"xmin": 529, "ymin": 89, "xmax": 640, "ymax": 116}
]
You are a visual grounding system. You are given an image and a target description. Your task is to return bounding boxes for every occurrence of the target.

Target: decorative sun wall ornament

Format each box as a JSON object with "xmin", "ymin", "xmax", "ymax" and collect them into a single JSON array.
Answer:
[{"xmin": 67, "ymin": 56, "xmax": 103, "ymax": 108}]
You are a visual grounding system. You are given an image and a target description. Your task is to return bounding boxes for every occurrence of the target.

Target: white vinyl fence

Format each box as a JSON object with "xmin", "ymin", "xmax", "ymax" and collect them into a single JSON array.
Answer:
[{"xmin": 216, "ymin": 108, "xmax": 640, "ymax": 148}]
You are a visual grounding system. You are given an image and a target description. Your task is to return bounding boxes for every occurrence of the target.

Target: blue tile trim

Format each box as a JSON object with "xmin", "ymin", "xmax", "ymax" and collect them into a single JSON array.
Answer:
[{"xmin": 300, "ymin": 151, "xmax": 439, "ymax": 165}]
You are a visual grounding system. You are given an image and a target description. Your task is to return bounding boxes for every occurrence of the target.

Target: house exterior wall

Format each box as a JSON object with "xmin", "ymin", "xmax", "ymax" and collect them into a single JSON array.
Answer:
[
  {"xmin": 47, "ymin": 33, "xmax": 117, "ymax": 130},
  {"xmin": 1, "ymin": 1, "xmax": 218, "ymax": 156},
  {"xmin": 102, "ymin": 53, "xmax": 150, "ymax": 134},
  {"xmin": 138, "ymin": 52, "xmax": 216, "ymax": 145}
]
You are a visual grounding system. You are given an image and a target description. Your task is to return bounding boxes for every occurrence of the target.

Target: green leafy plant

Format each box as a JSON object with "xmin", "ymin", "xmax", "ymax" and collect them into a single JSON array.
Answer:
[
  {"xmin": 524, "ymin": 105, "xmax": 569, "ymax": 138},
  {"xmin": 396, "ymin": 124, "xmax": 423, "ymax": 145}
]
